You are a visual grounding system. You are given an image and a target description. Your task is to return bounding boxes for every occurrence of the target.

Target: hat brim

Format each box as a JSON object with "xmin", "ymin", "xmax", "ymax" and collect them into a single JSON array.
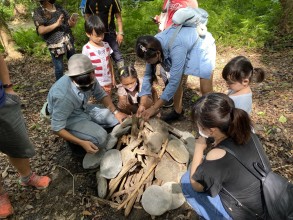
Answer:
[{"xmin": 65, "ymin": 66, "xmax": 96, "ymax": 77}]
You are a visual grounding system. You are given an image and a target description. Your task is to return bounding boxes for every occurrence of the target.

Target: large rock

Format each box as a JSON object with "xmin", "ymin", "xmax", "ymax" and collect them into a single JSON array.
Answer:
[
  {"xmin": 96, "ymin": 171, "xmax": 108, "ymax": 198},
  {"xmin": 148, "ymin": 118, "xmax": 169, "ymax": 142},
  {"xmin": 155, "ymin": 154, "xmax": 181, "ymax": 183},
  {"xmin": 141, "ymin": 185, "xmax": 172, "ymax": 216},
  {"xmin": 145, "ymin": 132, "xmax": 164, "ymax": 153},
  {"xmin": 178, "ymin": 131, "xmax": 196, "ymax": 161},
  {"xmin": 82, "ymin": 149, "xmax": 106, "ymax": 169},
  {"xmin": 166, "ymin": 139, "xmax": 189, "ymax": 164},
  {"xmin": 100, "ymin": 149, "xmax": 122, "ymax": 179},
  {"xmin": 161, "ymin": 182, "xmax": 185, "ymax": 210}
]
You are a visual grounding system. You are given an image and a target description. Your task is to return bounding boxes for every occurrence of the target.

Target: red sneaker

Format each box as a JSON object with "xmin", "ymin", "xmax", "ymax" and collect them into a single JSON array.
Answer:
[
  {"xmin": 19, "ymin": 173, "xmax": 51, "ymax": 189},
  {"xmin": 0, "ymin": 193, "xmax": 13, "ymax": 219}
]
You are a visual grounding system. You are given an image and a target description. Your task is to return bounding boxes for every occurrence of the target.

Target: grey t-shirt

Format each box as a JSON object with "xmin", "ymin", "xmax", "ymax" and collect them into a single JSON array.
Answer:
[{"xmin": 228, "ymin": 90, "xmax": 252, "ymax": 114}]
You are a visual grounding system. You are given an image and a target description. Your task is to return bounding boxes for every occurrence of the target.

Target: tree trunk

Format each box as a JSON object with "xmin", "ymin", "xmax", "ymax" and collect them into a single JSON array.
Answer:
[
  {"xmin": 279, "ymin": 0, "xmax": 293, "ymax": 34},
  {"xmin": 0, "ymin": 16, "xmax": 23, "ymax": 59}
]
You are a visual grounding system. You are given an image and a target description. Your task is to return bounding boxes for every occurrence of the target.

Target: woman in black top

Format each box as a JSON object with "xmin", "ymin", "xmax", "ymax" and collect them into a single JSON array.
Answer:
[
  {"xmin": 33, "ymin": 0, "xmax": 77, "ymax": 80},
  {"xmin": 181, "ymin": 93, "xmax": 270, "ymax": 220}
]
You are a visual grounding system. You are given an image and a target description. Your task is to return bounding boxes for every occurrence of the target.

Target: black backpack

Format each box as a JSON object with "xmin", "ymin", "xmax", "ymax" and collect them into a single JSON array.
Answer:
[{"xmin": 222, "ymin": 134, "xmax": 293, "ymax": 220}]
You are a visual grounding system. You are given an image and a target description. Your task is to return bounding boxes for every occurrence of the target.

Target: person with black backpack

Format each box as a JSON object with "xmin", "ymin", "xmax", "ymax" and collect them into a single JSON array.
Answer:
[{"xmin": 180, "ymin": 93, "xmax": 293, "ymax": 220}]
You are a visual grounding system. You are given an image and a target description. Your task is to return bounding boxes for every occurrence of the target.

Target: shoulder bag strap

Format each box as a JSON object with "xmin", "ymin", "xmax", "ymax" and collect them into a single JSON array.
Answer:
[
  {"xmin": 250, "ymin": 134, "xmax": 271, "ymax": 172},
  {"xmin": 221, "ymin": 145, "xmax": 265, "ymax": 219},
  {"xmin": 222, "ymin": 146, "xmax": 261, "ymax": 180}
]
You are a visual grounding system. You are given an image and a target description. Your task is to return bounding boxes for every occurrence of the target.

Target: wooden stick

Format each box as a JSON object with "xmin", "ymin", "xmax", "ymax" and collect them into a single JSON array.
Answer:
[
  {"xmin": 128, "ymin": 138, "xmax": 143, "ymax": 151},
  {"xmin": 134, "ymin": 149, "xmax": 159, "ymax": 158},
  {"xmin": 91, "ymin": 196, "xmax": 119, "ymax": 208},
  {"xmin": 144, "ymin": 122, "xmax": 154, "ymax": 132},
  {"xmin": 125, "ymin": 191, "xmax": 139, "ymax": 216},
  {"xmin": 117, "ymin": 139, "xmax": 169, "ymax": 210},
  {"xmin": 136, "ymin": 187, "xmax": 144, "ymax": 203},
  {"xmin": 119, "ymin": 175, "xmax": 127, "ymax": 192},
  {"xmin": 116, "ymin": 138, "xmax": 123, "ymax": 151},
  {"xmin": 111, "ymin": 186, "xmax": 135, "ymax": 198},
  {"xmin": 108, "ymin": 158, "xmax": 138, "ymax": 198}
]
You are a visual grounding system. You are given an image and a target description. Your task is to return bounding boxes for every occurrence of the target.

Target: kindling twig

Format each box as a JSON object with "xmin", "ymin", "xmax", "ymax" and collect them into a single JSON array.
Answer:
[
  {"xmin": 56, "ymin": 165, "xmax": 75, "ymax": 196},
  {"xmin": 272, "ymin": 164, "xmax": 293, "ymax": 171}
]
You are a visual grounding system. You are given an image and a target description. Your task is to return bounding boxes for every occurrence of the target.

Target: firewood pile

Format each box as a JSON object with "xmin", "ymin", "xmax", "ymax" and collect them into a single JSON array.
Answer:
[{"xmin": 94, "ymin": 117, "xmax": 195, "ymax": 217}]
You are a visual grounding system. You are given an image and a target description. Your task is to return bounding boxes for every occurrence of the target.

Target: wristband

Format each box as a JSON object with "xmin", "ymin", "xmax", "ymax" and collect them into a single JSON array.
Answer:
[
  {"xmin": 113, "ymin": 109, "xmax": 119, "ymax": 115},
  {"xmin": 3, "ymin": 83, "xmax": 13, "ymax": 88},
  {"xmin": 118, "ymin": 32, "xmax": 124, "ymax": 36}
]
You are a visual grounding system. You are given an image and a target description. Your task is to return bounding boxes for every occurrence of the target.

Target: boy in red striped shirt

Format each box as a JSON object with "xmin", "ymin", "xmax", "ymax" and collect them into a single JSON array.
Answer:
[{"xmin": 82, "ymin": 15, "xmax": 115, "ymax": 96}]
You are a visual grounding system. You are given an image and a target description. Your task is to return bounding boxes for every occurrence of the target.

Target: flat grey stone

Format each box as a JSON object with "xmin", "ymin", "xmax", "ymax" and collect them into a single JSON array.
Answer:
[
  {"xmin": 111, "ymin": 124, "xmax": 131, "ymax": 138},
  {"xmin": 161, "ymin": 182, "xmax": 185, "ymax": 210},
  {"xmin": 100, "ymin": 149, "xmax": 122, "ymax": 179},
  {"xmin": 146, "ymin": 132, "xmax": 164, "ymax": 153},
  {"xmin": 82, "ymin": 149, "xmax": 106, "ymax": 169},
  {"xmin": 155, "ymin": 154, "xmax": 181, "ymax": 183},
  {"xmin": 166, "ymin": 139, "xmax": 189, "ymax": 164},
  {"xmin": 179, "ymin": 131, "xmax": 196, "ymax": 161},
  {"xmin": 141, "ymin": 185, "xmax": 172, "ymax": 216},
  {"xmin": 96, "ymin": 171, "xmax": 108, "ymax": 198},
  {"xmin": 105, "ymin": 134, "xmax": 118, "ymax": 150}
]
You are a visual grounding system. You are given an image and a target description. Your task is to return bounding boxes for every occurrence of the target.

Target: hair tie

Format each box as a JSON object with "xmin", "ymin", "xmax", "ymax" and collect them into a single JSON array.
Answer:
[
  {"xmin": 139, "ymin": 44, "xmax": 147, "ymax": 53},
  {"xmin": 120, "ymin": 69, "xmax": 125, "ymax": 76}
]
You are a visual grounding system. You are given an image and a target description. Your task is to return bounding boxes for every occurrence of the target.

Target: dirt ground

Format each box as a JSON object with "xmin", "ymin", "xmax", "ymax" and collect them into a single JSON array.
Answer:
[{"xmin": 0, "ymin": 46, "xmax": 292, "ymax": 219}]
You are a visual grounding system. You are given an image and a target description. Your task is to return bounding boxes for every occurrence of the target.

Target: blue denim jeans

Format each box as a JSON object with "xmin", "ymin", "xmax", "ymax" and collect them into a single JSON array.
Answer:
[
  {"xmin": 104, "ymin": 32, "xmax": 123, "ymax": 64},
  {"xmin": 50, "ymin": 47, "xmax": 75, "ymax": 81},
  {"xmin": 181, "ymin": 172, "xmax": 232, "ymax": 220},
  {"xmin": 66, "ymin": 104, "xmax": 118, "ymax": 148}
]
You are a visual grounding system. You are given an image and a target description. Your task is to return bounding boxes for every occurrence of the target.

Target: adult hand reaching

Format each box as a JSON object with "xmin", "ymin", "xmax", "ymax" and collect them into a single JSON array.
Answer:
[
  {"xmin": 115, "ymin": 111, "xmax": 128, "ymax": 123},
  {"xmin": 140, "ymin": 106, "xmax": 158, "ymax": 121},
  {"xmin": 136, "ymin": 105, "xmax": 146, "ymax": 118},
  {"xmin": 80, "ymin": 140, "xmax": 99, "ymax": 154}
]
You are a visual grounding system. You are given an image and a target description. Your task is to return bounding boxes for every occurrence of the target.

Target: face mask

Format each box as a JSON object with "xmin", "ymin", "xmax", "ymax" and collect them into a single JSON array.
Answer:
[
  {"xmin": 78, "ymin": 84, "xmax": 94, "ymax": 92},
  {"xmin": 198, "ymin": 127, "xmax": 209, "ymax": 139},
  {"xmin": 74, "ymin": 81, "xmax": 95, "ymax": 92},
  {"xmin": 125, "ymin": 82, "xmax": 137, "ymax": 92},
  {"xmin": 48, "ymin": 0, "xmax": 56, "ymax": 4}
]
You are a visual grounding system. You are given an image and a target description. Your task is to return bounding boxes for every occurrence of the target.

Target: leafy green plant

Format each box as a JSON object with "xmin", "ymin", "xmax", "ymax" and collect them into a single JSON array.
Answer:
[
  {"xmin": 1, "ymin": 0, "xmax": 282, "ymax": 56},
  {"xmin": 12, "ymin": 28, "xmax": 49, "ymax": 57}
]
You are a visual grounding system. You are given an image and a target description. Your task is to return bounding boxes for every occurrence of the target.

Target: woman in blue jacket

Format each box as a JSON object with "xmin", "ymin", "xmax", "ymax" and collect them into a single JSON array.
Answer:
[{"xmin": 136, "ymin": 25, "xmax": 216, "ymax": 121}]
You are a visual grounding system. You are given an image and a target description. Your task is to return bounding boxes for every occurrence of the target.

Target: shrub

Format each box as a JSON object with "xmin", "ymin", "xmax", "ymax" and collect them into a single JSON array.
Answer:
[{"xmin": 0, "ymin": 0, "xmax": 282, "ymax": 56}]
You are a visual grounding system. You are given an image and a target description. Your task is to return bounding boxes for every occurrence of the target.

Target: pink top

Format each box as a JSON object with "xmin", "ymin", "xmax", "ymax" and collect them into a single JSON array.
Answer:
[
  {"xmin": 117, "ymin": 78, "xmax": 143, "ymax": 104},
  {"xmin": 162, "ymin": 0, "xmax": 198, "ymax": 30}
]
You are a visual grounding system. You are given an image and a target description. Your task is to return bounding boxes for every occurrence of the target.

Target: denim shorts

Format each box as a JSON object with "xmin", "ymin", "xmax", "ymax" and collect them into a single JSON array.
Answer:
[{"xmin": 0, "ymin": 93, "xmax": 35, "ymax": 158}]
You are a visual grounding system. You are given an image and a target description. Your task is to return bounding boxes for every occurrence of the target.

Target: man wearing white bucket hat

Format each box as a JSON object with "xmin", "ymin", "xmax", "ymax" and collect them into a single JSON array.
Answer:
[{"xmin": 45, "ymin": 54, "xmax": 127, "ymax": 154}]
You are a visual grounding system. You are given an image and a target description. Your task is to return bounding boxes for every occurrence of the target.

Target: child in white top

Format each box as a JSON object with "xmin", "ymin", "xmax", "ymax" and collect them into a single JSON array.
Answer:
[
  {"xmin": 82, "ymin": 15, "xmax": 115, "ymax": 96},
  {"xmin": 222, "ymin": 56, "xmax": 265, "ymax": 114}
]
